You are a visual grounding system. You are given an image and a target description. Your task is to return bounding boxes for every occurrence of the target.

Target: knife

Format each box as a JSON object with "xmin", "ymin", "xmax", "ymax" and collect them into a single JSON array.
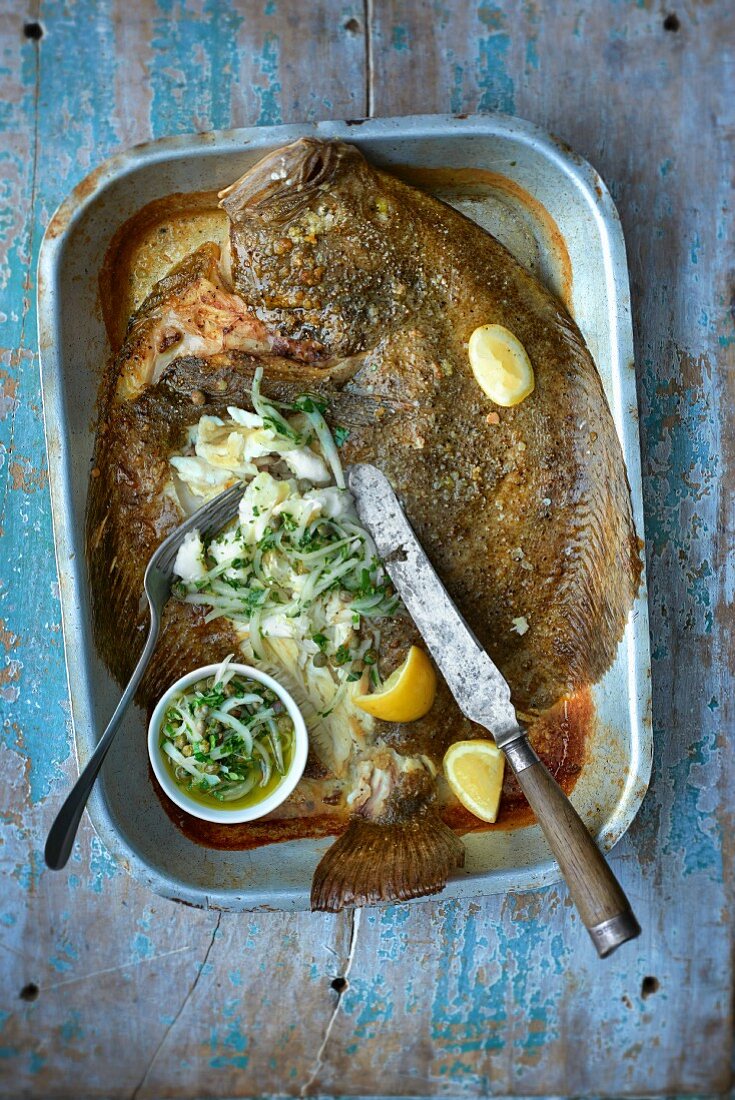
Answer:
[{"xmin": 349, "ymin": 463, "xmax": 640, "ymax": 958}]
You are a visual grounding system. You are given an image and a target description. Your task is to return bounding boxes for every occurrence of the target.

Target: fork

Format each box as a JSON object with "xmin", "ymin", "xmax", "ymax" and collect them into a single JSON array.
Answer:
[{"xmin": 44, "ymin": 481, "xmax": 247, "ymax": 871}]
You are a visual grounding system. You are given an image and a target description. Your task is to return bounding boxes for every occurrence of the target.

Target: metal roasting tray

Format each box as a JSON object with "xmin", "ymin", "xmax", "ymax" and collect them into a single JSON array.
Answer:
[{"xmin": 38, "ymin": 114, "xmax": 652, "ymax": 911}]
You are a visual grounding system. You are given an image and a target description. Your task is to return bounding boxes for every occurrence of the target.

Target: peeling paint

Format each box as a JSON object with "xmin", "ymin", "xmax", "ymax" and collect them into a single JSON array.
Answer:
[
  {"xmin": 252, "ymin": 32, "xmax": 283, "ymax": 126},
  {"xmin": 476, "ymin": 25, "xmax": 515, "ymax": 114},
  {"xmin": 88, "ymin": 836, "xmax": 119, "ymax": 894}
]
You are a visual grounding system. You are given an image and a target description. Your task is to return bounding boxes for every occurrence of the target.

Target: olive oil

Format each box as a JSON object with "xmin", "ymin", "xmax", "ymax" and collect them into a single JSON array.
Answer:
[{"xmin": 162, "ymin": 734, "xmax": 295, "ymax": 812}]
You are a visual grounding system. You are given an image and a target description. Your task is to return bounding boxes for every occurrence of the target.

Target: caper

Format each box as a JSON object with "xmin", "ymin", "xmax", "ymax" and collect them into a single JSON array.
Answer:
[
  {"xmin": 204, "ymin": 764, "xmax": 220, "ymax": 775},
  {"xmin": 297, "ymin": 478, "xmax": 313, "ymax": 494},
  {"xmin": 182, "ymin": 745, "xmax": 193, "ymax": 758},
  {"xmin": 174, "ymin": 734, "xmax": 186, "ymax": 750},
  {"xmin": 175, "ymin": 766, "xmax": 187, "ymax": 781},
  {"xmin": 264, "ymin": 689, "xmax": 276, "ymax": 702},
  {"xmin": 194, "ymin": 718, "xmax": 206, "ymax": 735},
  {"xmin": 277, "ymin": 715, "xmax": 293, "ymax": 734},
  {"xmin": 313, "ymin": 652, "xmax": 328, "ymax": 668},
  {"xmin": 198, "ymin": 704, "xmax": 210, "ymax": 718}
]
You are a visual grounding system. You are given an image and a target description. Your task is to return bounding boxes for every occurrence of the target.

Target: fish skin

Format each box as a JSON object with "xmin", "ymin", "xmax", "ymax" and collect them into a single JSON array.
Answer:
[
  {"xmin": 221, "ymin": 138, "xmax": 641, "ymax": 714},
  {"xmin": 88, "ymin": 351, "xmax": 242, "ymax": 695}
]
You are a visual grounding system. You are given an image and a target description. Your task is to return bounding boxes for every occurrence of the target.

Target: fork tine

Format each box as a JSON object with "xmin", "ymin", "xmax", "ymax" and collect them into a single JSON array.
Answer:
[
  {"xmin": 200, "ymin": 483, "xmax": 246, "ymax": 540},
  {"xmin": 148, "ymin": 481, "xmax": 246, "ymax": 581},
  {"xmin": 155, "ymin": 545, "xmax": 179, "ymax": 576}
]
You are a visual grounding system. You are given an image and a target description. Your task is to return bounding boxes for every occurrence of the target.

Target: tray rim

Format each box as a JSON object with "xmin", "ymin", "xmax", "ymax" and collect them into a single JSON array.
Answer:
[{"xmin": 37, "ymin": 111, "xmax": 652, "ymax": 911}]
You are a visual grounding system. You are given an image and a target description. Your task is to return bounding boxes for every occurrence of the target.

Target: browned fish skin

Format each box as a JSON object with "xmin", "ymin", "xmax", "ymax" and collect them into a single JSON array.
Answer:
[{"xmin": 222, "ymin": 138, "xmax": 640, "ymax": 714}]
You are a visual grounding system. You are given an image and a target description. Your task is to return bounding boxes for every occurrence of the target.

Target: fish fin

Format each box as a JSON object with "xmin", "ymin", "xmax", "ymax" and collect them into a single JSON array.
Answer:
[
  {"xmin": 310, "ymin": 808, "xmax": 465, "ymax": 912},
  {"xmin": 126, "ymin": 242, "xmax": 223, "ymax": 331},
  {"xmin": 219, "ymin": 138, "xmax": 359, "ymax": 221}
]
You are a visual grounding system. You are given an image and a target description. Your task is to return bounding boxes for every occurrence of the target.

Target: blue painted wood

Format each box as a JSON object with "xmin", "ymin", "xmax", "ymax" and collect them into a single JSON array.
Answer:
[{"xmin": 0, "ymin": 0, "xmax": 731, "ymax": 1095}]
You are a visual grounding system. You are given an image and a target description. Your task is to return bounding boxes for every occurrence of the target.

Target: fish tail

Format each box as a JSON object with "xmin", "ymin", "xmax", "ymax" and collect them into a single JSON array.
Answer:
[{"xmin": 310, "ymin": 808, "xmax": 465, "ymax": 912}]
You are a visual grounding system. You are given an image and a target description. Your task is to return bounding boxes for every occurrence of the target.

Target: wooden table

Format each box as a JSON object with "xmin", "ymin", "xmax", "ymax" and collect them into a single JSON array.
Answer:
[{"xmin": 1, "ymin": 1, "xmax": 732, "ymax": 1095}]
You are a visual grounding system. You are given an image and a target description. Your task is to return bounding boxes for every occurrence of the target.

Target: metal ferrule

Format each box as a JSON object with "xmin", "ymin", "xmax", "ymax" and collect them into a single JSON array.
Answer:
[
  {"xmin": 500, "ymin": 732, "xmax": 539, "ymax": 774},
  {"xmin": 587, "ymin": 911, "xmax": 642, "ymax": 958}
]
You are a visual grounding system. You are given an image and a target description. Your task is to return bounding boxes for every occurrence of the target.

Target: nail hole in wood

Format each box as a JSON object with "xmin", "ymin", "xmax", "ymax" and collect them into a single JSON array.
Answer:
[
  {"xmin": 331, "ymin": 976, "xmax": 348, "ymax": 994},
  {"xmin": 344, "ymin": 18, "xmax": 361, "ymax": 34},
  {"xmin": 663, "ymin": 13, "xmax": 680, "ymax": 31},
  {"xmin": 19, "ymin": 983, "xmax": 39, "ymax": 1001},
  {"xmin": 641, "ymin": 975, "xmax": 659, "ymax": 998},
  {"xmin": 23, "ymin": 21, "xmax": 43, "ymax": 40}
]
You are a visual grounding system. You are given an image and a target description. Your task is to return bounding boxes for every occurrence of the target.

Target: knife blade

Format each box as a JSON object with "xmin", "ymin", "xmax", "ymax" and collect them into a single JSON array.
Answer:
[
  {"xmin": 348, "ymin": 462, "xmax": 523, "ymax": 747},
  {"xmin": 348, "ymin": 462, "xmax": 641, "ymax": 958}
]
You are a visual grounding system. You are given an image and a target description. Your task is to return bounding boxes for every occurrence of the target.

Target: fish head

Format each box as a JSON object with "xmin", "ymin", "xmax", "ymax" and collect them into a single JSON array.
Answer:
[{"xmin": 219, "ymin": 138, "xmax": 418, "ymax": 359}]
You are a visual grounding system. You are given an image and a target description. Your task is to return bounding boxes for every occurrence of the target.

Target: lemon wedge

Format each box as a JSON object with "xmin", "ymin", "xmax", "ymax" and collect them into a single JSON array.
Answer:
[
  {"xmin": 443, "ymin": 739, "xmax": 505, "ymax": 822},
  {"xmin": 354, "ymin": 645, "xmax": 437, "ymax": 722},
  {"xmin": 468, "ymin": 323, "xmax": 535, "ymax": 407}
]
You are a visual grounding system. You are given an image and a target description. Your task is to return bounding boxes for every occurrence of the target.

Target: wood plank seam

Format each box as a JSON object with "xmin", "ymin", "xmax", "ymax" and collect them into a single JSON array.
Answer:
[
  {"xmin": 364, "ymin": 0, "xmax": 374, "ymax": 117},
  {"xmin": 130, "ymin": 913, "xmax": 222, "ymax": 1100},
  {"xmin": 299, "ymin": 909, "xmax": 362, "ymax": 1096}
]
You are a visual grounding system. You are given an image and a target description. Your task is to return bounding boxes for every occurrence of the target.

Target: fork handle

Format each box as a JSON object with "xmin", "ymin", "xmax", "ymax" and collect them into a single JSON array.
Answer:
[
  {"xmin": 44, "ymin": 615, "xmax": 161, "ymax": 870},
  {"xmin": 502, "ymin": 734, "xmax": 641, "ymax": 957}
]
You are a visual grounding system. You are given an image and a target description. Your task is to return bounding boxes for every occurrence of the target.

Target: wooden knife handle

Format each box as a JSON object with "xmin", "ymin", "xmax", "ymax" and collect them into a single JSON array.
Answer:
[{"xmin": 502, "ymin": 735, "xmax": 641, "ymax": 957}]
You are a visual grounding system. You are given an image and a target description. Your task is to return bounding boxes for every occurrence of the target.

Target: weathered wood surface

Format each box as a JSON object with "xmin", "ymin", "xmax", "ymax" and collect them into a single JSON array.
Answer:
[{"xmin": 0, "ymin": 0, "xmax": 732, "ymax": 1096}]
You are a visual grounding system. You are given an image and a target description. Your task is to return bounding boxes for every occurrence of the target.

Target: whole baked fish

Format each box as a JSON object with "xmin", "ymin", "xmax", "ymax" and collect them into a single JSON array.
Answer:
[{"xmin": 88, "ymin": 139, "xmax": 639, "ymax": 912}]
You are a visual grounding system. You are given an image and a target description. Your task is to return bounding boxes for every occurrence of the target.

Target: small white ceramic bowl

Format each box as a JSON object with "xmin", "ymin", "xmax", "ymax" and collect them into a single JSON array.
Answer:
[{"xmin": 148, "ymin": 662, "xmax": 308, "ymax": 823}]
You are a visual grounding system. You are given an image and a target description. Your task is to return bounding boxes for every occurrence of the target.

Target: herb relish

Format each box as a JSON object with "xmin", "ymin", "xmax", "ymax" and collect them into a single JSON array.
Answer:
[{"xmin": 159, "ymin": 657, "xmax": 295, "ymax": 809}]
